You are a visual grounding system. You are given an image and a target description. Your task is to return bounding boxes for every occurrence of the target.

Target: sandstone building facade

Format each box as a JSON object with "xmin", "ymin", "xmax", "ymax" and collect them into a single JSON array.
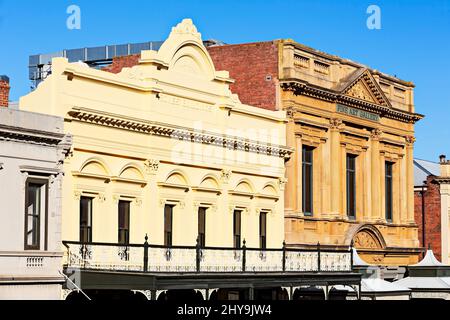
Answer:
[{"xmin": 207, "ymin": 40, "xmax": 424, "ymax": 265}]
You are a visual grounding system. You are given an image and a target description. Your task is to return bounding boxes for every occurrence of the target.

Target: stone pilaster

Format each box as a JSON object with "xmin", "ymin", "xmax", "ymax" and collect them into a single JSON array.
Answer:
[
  {"xmin": 329, "ymin": 118, "xmax": 343, "ymax": 218},
  {"xmin": 405, "ymin": 136, "xmax": 416, "ymax": 224},
  {"xmin": 371, "ymin": 129, "xmax": 382, "ymax": 222},
  {"xmin": 284, "ymin": 113, "xmax": 297, "ymax": 215},
  {"xmin": 295, "ymin": 134, "xmax": 303, "ymax": 214}
]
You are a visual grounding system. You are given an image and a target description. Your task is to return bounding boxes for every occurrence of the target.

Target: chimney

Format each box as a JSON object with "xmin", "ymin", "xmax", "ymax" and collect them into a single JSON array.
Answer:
[
  {"xmin": 0, "ymin": 75, "xmax": 10, "ymax": 108},
  {"xmin": 440, "ymin": 154, "xmax": 450, "ymax": 177}
]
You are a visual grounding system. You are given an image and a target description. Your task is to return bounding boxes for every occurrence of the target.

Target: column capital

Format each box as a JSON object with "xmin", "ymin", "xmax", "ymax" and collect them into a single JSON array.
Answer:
[
  {"xmin": 405, "ymin": 135, "xmax": 416, "ymax": 146},
  {"xmin": 370, "ymin": 128, "xmax": 382, "ymax": 141},
  {"xmin": 329, "ymin": 118, "xmax": 344, "ymax": 131}
]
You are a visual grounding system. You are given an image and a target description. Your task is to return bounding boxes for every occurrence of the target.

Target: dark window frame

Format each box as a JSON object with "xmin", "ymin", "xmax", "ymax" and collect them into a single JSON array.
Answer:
[
  {"xmin": 79, "ymin": 196, "xmax": 93, "ymax": 243},
  {"xmin": 233, "ymin": 210, "xmax": 242, "ymax": 248},
  {"xmin": 259, "ymin": 211, "xmax": 267, "ymax": 249},
  {"xmin": 346, "ymin": 154, "xmax": 357, "ymax": 220},
  {"xmin": 302, "ymin": 145, "xmax": 314, "ymax": 216},
  {"xmin": 164, "ymin": 204, "xmax": 174, "ymax": 247},
  {"xmin": 118, "ymin": 200, "xmax": 131, "ymax": 245},
  {"xmin": 198, "ymin": 207, "xmax": 207, "ymax": 248},
  {"xmin": 385, "ymin": 162, "xmax": 394, "ymax": 222},
  {"xmin": 24, "ymin": 178, "xmax": 48, "ymax": 250}
]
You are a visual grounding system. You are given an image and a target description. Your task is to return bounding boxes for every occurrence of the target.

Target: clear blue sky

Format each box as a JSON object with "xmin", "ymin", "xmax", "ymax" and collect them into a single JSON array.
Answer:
[{"xmin": 0, "ymin": 0, "xmax": 449, "ymax": 160}]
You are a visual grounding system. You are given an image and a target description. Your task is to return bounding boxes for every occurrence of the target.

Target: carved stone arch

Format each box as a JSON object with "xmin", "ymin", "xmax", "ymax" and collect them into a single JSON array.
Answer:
[
  {"xmin": 118, "ymin": 162, "xmax": 146, "ymax": 180},
  {"xmin": 198, "ymin": 173, "xmax": 221, "ymax": 189},
  {"xmin": 233, "ymin": 178, "xmax": 256, "ymax": 193},
  {"xmin": 346, "ymin": 224, "xmax": 386, "ymax": 249},
  {"xmin": 80, "ymin": 157, "xmax": 111, "ymax": 176},
  {"xmin": 260, "ymin": 182, "xmax": 279, "ymax": 196},
  {"xmin": 164, "ymin": 169, "xmax": 190, "ymax": 186},
  {"xmin": 170, "ymin": 44, "xmax": 215, "ymax": 79}
]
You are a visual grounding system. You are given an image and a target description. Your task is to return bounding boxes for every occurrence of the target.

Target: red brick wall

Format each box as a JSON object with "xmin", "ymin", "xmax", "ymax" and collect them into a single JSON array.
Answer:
[
  {"xmin": 414, "ymin": 176, "xmax": 442, "ymax": 260},
  {"xmin": 102, "ymin": 55, "xmax": 140, "ymax": 74},
  {"xmin": 207, "ymin": 41, "xmax": 279, "ymax": 111},
  {"xmin": 101, "ymin": 42, "xmax": 280, "ymax": 111},
  {"xmin": 0, "ymin": 76, "xmax": 10, "ymax": 107}
]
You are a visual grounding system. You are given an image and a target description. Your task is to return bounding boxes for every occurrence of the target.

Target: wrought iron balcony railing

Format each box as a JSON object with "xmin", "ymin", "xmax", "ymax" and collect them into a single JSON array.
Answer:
[{"xmin": 62, "ymin": 237, "xmax": 353, "ymax": 273}]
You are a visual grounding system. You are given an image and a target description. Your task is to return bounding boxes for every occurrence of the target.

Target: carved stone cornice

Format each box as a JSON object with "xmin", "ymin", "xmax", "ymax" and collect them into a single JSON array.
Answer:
[
  {"xmin": 68, "ymin": 107, "xmax": 293, "ymax": 159},
  {"xmin": 0, "ymin": 124, "xmax": 65, "ymax": 146},
  {"xmin": 280, "ymin": 80, "xmax": 424, "ymax": 124},
  {"xmin": 434, "ymin": 177, "xmax": 450, "ymax": 185}
]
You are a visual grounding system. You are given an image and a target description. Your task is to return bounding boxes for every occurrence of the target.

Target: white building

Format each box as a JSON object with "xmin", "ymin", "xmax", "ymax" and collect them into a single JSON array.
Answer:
[{"xmin": 0, "ymin": 101, "xmax": 72, "ymax": 299}]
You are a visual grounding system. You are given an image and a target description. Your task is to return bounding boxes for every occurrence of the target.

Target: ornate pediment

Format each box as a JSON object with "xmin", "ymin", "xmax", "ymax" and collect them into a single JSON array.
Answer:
[
  {"xmin": 346, "ymin": 81, "xmax": 377, "ymax": 103},
  {"xmin": 340, "ymin": 69, "xmax": 391, "ymax": 107}
]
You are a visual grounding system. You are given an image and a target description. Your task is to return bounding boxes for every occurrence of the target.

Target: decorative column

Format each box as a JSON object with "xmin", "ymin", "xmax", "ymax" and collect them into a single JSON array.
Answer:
[
  {"xmin": 340, "ymin": 142, "xmax": 347, "ymax": 218},
  {"xmin": 370, "ymin": 129, "xmax": 382, "ymax": 222},
  {"xmin": 405, "ymin": 136, "xmax": 416, "ymax": 224},
  {"xmin": 399, "ymin": 153, "xmax": 407, "ymax": 223},
  {"xmin": 364, "ymin": 146, "xmax": 372, "ymax": 222},
  {"xmin": 329, "ymin": 118, "xmax": 343, "ymax": 218},
  {"xmin": 295, "ymin": 133, "xmax": 303, "ymax": 214},
  {"xmin": 440, "ymin": 185, "xmax": 450, "ymax": 264},
  {"xmin": 320, "ymin": 129, "xmax": 332, "ymax": 218},
  {"xmin": 284, "ymin": 109, "xmax": 297, "ymax": 215}
]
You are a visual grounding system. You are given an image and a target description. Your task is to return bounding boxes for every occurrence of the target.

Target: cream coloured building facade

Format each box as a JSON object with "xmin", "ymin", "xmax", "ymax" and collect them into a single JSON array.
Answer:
[{"xmin": 19, "ymin": 19, "xmax": 291, "ymax": 251}]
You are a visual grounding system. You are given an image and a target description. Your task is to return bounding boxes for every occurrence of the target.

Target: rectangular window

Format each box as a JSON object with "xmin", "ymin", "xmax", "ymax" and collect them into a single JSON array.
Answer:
[
  {"xmin": 198, "ymin": 207, "xmax": 206, "ymax": 248},
  {"xmin": 80, "ymin": 196, "xmax": 93, "ymax": 243},
  {"xmin": 302, "ymin": 146, "xmax": 314, "ymax": 215},
  {"xmin": 233, "ymin": 210, "xmax": 242, "ymax": 248},
  {"xmin": 385, "ymin": 162, "xmax": 393, "ymax": 222},
  {"xmin": 164, "ymin": 204, "xmax": 174, "ymax": 247},
  {"xmin": 259, "ymin": 211, "xmax": 267, "ymax": 249},
  {"xmin": 25, "ymin": 180, "xmax": 47, "ymax": 250},
  {"xmin": 118, "ymin": 200, "xmax": 130, "ymax": 245},
  {"xmin": 346, "ymin": 154, "xmax": 357, "ymax": 219}
]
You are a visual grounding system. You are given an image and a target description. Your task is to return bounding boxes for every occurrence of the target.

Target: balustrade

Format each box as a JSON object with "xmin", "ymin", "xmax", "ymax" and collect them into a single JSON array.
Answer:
[{"xmin": 63, "ymin": 238, "xmax": 353, "ymax": 273}]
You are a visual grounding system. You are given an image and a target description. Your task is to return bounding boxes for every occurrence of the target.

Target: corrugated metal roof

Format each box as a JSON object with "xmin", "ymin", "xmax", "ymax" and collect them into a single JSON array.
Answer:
[{"xmin": 414, "ymin": 158, "xmax": 440, "ymax": 186}]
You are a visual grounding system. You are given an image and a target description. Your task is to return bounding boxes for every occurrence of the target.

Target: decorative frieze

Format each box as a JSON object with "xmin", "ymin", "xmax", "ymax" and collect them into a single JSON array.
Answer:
[
  {"xmin": 68, "ymin": 108, "xmax": 292, "ymax": 159},
  {"xmin": 280, "ymin": 80, "xmax": 423, "ymax": 124}
]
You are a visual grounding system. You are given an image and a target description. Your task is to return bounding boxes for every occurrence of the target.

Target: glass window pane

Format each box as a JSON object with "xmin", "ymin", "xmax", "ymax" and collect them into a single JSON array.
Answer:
[
  {"xmin": 198, "ymin": 207, "xmax": 206, "ymax": 247},
  {"xmin": 385, "ymin": 162, "xmax": 393, "ymax": 221},
  {"xmin": 80, "ymin": 197, "xmax": 92, "ymax": 243},
  {"xmin": 302, "ymin": 146, "xmax": 314, "ymax": 215},
  {"xmin": 260, "ymin": 212, "xmax": 267, "ymax": 249},
  {"xmin": 26, "ymin": 183, "xmax": 42, "ymax": 248},
  {"xmin": 118, "ymin": 200, "xmax": 130, "ymax": 244},
  {"xmin": 164, "ymin": 204, "xmax": 173, "ymax": 246},
  {"xmin": 233, "ymin": 210, "xmax": 241, "ymax": 248},
  {"xmin": 346, "ymin": 155, "xmax": 357, "ymax": 219}
]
